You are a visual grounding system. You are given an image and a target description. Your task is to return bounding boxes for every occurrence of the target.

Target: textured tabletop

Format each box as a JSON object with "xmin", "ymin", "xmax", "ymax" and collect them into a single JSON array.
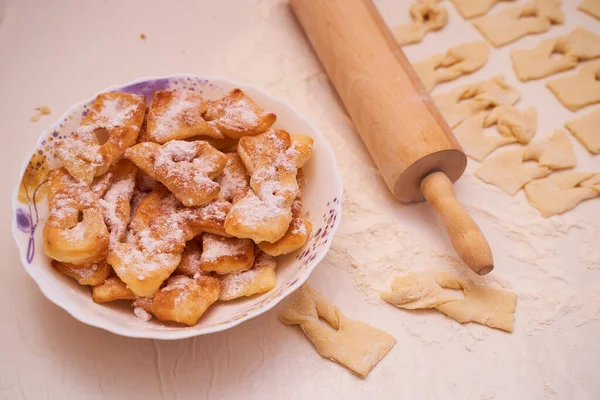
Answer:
[{"xmin": 0, "ymin": 0, "xmax": 599, "ymax": 399}]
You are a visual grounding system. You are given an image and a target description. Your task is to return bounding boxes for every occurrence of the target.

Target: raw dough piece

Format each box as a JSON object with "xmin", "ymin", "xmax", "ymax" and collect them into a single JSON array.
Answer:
[
  {"xmin": 279, "ymin": 284, "xmax": 396, "ymax": 378},
  {"xmin": 523, "ymin": 130, "xmax": 576, "ymax": 170},
  {"xmin": 546, "ymin": 60, "xmax": 600, "ymax": 111},
  {"xmin": 454, "ymin": 112, "xmax": 517, "ymax": 162},
  {"xmin": 524, "ymin": 173, "xmax": 600, "ymax": 217},
  {"xmin": 413, "ymin": 41, "xmax": 490, "ymax": 91},
  {"xmin": 565, "ymin": 109, "xmax": 600, "ymax": 154},
  {"xmin": 380, "ymin": 271, "xmax": 517, "ymax": 332},
  {"xmin": 483, "ymin": 105, "xmax": 537, "ymax": 144},
  {"xmin": 475, "ymin": 148, "xmax": 551, "ymax": 195},
  {"xmin": 434, "ymin": 76, "xmax": 520, "ymax": 128},
  {"xmin": 451, "ymin": 0, "xmax": 517, "ymax": 19},
  {"xmin": 512, "ymin": 28, "xmax": 600, "ymax": 81},
  {"xmin": 393, "ymin": 0, "xmax": 448, "ymax": 46},
  {"xmin": 472, "ymin": 0, "xmax": 564, "ymax": 48},
  {"xmin": 579, "ymin": 0, "xmax": 600, "ymax": 20}
]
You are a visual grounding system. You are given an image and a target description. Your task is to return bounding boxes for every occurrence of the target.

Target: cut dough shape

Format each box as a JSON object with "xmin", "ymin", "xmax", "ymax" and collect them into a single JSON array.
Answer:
[
  {"xmin": 483, "ymin": 105, "xmax": 537, "ymax": 144},
  {"xmin": 475, "ymin": 148, "xmax": 551, "ymax": 195},
  {"xmin": 512, "ymin": 28, "xmax": 600, "ymax": 81},
  {"xmin": 279, "ymin": 284, "xmax": 396, "ymax": 378},
  {"xmin": 546, "ymin": 60, "xmax": 600, "ymax": 111},
  {"xmin": 434, "ymin": 76, "xmax": 520, "ymax": 128},
  {"xmin": 524, "ymin": 173, "xmax": 600, "ymax": 217},
  {"xmin": 579, "ymin": 0, "xmax": 600, "ymax": 20},
  {"xmin": 472, "ymin": 0, "xmax": 564, "ymax": 48},
  {"xmin": 565, "ymin": 109, "xmax": 600, "ymax": 154},
  {"xmin": 392, "ymin": 0, "xmax": 448, "ymax": 46},
  {"xmin": 380, "ymin": 271, "xmax": 517, "ymax": 332},
  {"xmin": 413, "ymin": 41, "xmax": 490, "ymax": 91},
  {"xmin": 454, "ymin": 112, "xmax": 517, "ymax": 162},
  {"xmin": 451, "ymin": 0, "xmax": 517, "ymax": 19},
  {"xmin": 523, "ymin": 130, "xmax": 576, "ymax": 170}
]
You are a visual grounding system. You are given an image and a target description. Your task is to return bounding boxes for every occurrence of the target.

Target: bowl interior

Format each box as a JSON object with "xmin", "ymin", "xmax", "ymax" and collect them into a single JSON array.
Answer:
[{"xmin": 12, "ymin": 75, "xmax": 342, "ymax": 339}]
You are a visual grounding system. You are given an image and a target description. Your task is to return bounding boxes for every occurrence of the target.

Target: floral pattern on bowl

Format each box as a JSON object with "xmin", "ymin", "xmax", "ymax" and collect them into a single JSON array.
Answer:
[{"xmin": 11, "ymin": 75, "xmax": 343, "ymax": 339}]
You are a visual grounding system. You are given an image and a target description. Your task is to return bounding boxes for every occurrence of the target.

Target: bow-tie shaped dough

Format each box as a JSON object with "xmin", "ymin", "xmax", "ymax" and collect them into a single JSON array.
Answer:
[
  {"xmin": 140, "ymin": 90, "xmax": 224, "ymax": 143},
  {"xmin": 133, "ymin": 275, "xmax": 221, "ymax": 326},
  {"xmin": 43, "ymin": 168, "xmax": 109, "ymax": 264},
  {"xmin": 472, "ymin": 0, "xmax": 564, "ymax": 48},
  {"xmin": 483, "ymin": 105, "xmax": 537, "ymax": 144},
  {"xmin": 218, "ymin": 251, "xmax": 277, "ymax": 301},
  {"xmin": 203, "ymin": 89, "xmax": 277, "ymax": 139},
  {"xmin": 434, "ymin": 76, "xmax": 520, "ymax": 128},
  {"xmin": 475, "ymin": 148, "xmax": 551, "ymax": 195},
  {"xmin": 454, "ymin": 112, "xmax": 518, "ymax": 162},
  {"xmin": 523, "ymin": 130, "xmax": 576, "ymax": 170},
  {"xmin": 225, "ymin": 130, "xmax": 312, "ymax": 243},
  {"xmin": 414, "ymin": 41, "xmax": 490, "ymax": 91},
  {"xmin": 258, "ymin": 170, "xmax": 312, "ymax": 256},
  {"xmin": 524, "ymin": 173, "xmax": 600, "ymax": 217},
  {"xmin": 199, "ymin": 233, "xmax": 255, "ymax": 275},
  {"xmin": 126, "ymin": 140, "xmax": 227, "ymax": 207},
  {"xmin": 392, "ymin": 0, "xmax": 448, "ymax": 46},
  {"xmin": 280, "ymin": 284, "xmax": 396, "ymax": 378},
  {"xmin": 381, "ymin": 271, "xmax": 517, "ymax": 332},
  {"xmin": 57, "ymin": 92, "xmax": 146, "ymax": 184},
  {"xmin": 512, "ymin": 28, "xmax": 600, "ymax": 81}
]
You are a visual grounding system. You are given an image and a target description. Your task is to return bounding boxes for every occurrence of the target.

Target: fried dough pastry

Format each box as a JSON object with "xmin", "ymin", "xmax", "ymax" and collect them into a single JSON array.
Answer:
[
  {"xmin": 218, "ymin": 251, "xmax": 277, "ymax": 301},
  {"xmin": 43, "ymin": 168, "xmax": 109, "ymax": 264},
  {"xmin": 126, "ymin": 140, "xmax": 227, "ymax": 207},
  {"xmin": 92, "ymin": 276, "xmax": 136, "ymax": 303},
  {"xmin": 56, "ymin": 92, "xmax": 145, "ymax": 184},
  {"xmin": 199, "ymin": 233, "xmax": 255, "ymax": 275},
  {"xmin": 226, "ymin": 130, "xmax": 312, "ymax": 243},
  {"xmin": 98, "ymin": 160, "xmax": 137, "ymax": 246},
  {"xmin": 216, "ymin": 153, "xmax": 250, "ymax": 204},
  {"xmin": 134, "ymin": 275, "xmax": 221, "ymax": 326},
  {"xmin": 204, "ymin": 89, "xmax": 276, "ymax": 139},
  {"xmin": 140, "ymin": 90, "xmax": 224, "ymax": 143},
  {"xmin": 52, "ymin": 259, "xmax": 112, "ymax": 286},
  {"xmin": 107, "ymin": 242, "xmax": 182, "ymax": 298},
  {"xmin": 259, "ymin": 172, "xmax": 312, "ymax": 256}
]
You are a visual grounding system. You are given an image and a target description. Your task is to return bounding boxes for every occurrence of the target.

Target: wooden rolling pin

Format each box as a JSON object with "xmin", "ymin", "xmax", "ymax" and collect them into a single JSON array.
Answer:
[{"xmin": 290, "ymin": 0, "xmax": 494, "ymax": 275}]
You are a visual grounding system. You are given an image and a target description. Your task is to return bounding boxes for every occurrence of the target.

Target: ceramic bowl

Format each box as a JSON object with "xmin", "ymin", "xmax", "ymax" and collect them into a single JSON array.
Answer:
[{"xmin": 11, "ymin": 75, "xmax": 343, "ymax": 339}]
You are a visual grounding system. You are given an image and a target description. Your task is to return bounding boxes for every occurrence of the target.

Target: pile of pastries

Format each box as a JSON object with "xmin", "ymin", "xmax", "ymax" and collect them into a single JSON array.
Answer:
[{"xmin": 42, "ymin": 87, "xmax": 313, "ymax": 326}]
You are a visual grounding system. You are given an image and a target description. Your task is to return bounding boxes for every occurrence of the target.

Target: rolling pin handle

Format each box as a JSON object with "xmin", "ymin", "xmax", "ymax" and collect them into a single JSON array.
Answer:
[{"xmin": 420, "ymin": 172, "xmax": 494, "ymax": 275}]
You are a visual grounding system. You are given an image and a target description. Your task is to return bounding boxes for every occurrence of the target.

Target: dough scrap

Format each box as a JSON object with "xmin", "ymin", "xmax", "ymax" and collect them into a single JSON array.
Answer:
[
  {"xmin": 279, "ymin": 284, "xmax": 396, "ymax": 378},
  {"xmin": 524, "ymin": 173, "xmax": 600, "ymax": 217},
  {"xmin": 565, "ymin": 109, "xmax": 600, "ymax": 154},
  {"xmin": 579, "ymin": 0, "xmax": 600, "ymax": 20},
  {"xmin": 451, "ymin": 0, "xmax": 517, "ymax": 19},
  {"xmin": 472, "ymin": 0, "xmax": 564, "ymax": 48},
  {"xmin": 523, "ymin": 130, "xmax": 576, "ymax": 170},
  {"xmin": 546, "ymin": 59, "xmax": 600, "ymax": 111},
  {"xmin": 380, "ymin": 271, "xmax": 517, "ymax": 332},
  {"xmin": 483, "ymin": 105, "xmax": 537, "ymax": 144},
  {"xmin": 413, "ymin": 41, "xmax": 490, "ymax": 91},
  {"xmin": 434, "ymin": 76, "xmax": 520, "ymax": 128},
  {"xmin": 454, "ymin": 112, "xmax": 517, "ymax": 162},
  {"xmin": 511, "ymin": 28, "xmax": 600, "ymax": 81},
  {"xmin": 475, "ymin": 148, "xmax": 551, "ymax": 195},
  {"xmin": 393, "ymin": 0, "xmax": 448, "ymax": 46}
]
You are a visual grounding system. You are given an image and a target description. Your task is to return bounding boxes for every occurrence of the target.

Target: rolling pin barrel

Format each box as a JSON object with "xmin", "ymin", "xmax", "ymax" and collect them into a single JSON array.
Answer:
[{"xmin": 291, "ymin": 0, "xmax": 494, "ymax": 275}]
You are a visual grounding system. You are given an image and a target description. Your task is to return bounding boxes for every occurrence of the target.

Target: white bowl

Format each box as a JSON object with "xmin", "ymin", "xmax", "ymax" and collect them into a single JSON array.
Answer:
[{"xmin": 11, "ymin": 75, "xmax": 343, "ymax": 339}]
